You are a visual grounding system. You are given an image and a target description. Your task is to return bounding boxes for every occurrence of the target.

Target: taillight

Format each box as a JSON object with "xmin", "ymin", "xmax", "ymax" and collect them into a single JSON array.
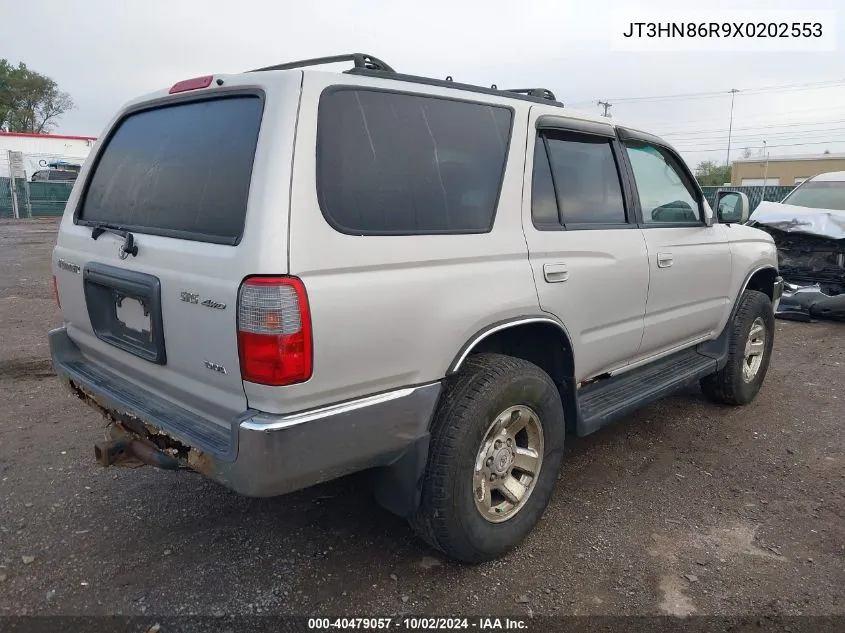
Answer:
[
  {"xmin": 52, "ymin": 275, "xmax": 61, "ymax": 309},
  {"xmin": 237, "ymin": 277, "xmax": 312, "ymax": 386},
  {"xmin": 168, "ymin": 75, "xmax": 213, "ymax": 94}
]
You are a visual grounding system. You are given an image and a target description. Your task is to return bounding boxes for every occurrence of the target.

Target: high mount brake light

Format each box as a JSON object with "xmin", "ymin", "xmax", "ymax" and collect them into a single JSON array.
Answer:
[{"xmin": 169, "ymin": 75, "xmax": 214, "ymax": 94}]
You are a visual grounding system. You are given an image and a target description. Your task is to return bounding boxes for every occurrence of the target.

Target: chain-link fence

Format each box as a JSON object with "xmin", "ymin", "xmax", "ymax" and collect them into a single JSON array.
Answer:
[
  {"xmin": 0, "ymin": 151, "xmax": 18, "ymax": 218},
  {"xmin": 701, "ymin": 185, "xmax": 796, "ymax": 213},
  {"xmin": 0, "ymin": 150, "xmax": 79, "ymax": 218}
]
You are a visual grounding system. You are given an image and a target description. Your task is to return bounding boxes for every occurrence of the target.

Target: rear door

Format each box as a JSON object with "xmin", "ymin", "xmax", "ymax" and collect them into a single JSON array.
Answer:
[
  {"xmin": 52, "ymin": 80, "xmax": 298, "ymax": 429},
  {"xmin": 521, "ymin": 109, "xmax": 650, "ymax": 382}
]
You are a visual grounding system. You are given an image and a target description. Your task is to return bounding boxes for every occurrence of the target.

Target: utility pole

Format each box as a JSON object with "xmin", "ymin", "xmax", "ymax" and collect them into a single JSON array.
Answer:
[
  {"xmin": 761, "ymin": 140, "xmax": 769, "ymax": 203},
  {"xmin": 760, "ymin": 140, "xmax": 769, "ymax": 202},
  {"xmin": 725, "ymin": 88, "xmax": 739, "ymax": 168},
  {"xmin": 597, "ymin": 100, "xmax": 612, "ymax": 117}
]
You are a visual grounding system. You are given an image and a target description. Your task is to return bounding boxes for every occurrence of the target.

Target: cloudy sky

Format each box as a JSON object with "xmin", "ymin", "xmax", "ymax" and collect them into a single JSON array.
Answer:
[{"xmin": 3, "ymin": 0, "xmax": 844, "ymax": 168}]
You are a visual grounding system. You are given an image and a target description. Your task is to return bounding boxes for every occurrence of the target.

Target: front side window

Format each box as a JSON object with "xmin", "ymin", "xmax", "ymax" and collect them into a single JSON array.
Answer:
[
  {"xmin": 531, "ymin": 132, "xmax": 626, "ymax": 228},
  {"xmin": 317, "ymin": 88, "xmax": 513, "ymax": 235},
  {"xmin": 625, "ymin": 142, "xmax": 701, "ymax": 224}
]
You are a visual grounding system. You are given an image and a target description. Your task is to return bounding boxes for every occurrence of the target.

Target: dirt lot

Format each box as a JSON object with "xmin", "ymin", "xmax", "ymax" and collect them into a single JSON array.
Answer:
[{"xmin": 0, "ymin": 219, "xmax": 843, "ymax": 619}]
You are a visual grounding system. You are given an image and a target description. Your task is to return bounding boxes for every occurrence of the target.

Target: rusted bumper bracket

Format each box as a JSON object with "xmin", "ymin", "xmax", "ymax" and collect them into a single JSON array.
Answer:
[{"xmin": 94, "ymin": 434, "xmax": 181, "ymax": 470}]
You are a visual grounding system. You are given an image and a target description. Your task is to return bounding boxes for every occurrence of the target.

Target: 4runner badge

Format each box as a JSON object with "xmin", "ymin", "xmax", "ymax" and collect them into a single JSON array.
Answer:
[
  {"xmin": 201, "ymin": 299, "xmax": 227, "ymax": 310},
  {"xmin": 180, "ymin": 292, "xmax": 226, "ymax": 310}
]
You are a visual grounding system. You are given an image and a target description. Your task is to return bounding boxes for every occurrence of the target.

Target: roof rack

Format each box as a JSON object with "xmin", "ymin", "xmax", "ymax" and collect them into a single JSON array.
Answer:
[
  {"xmin": 248, "ymin": 53, "xmax": 563, "ymax": 107},
  {"xmin": 348, "ymin": 69, "xmax": 564, "ymax": 107},
  {"xmin": 248, "ymin": 53, "xmax": 395, "ymax": 74},
  {"xmin": 505, "ymin": 88, "xmax": 558, "ymax": 102}
]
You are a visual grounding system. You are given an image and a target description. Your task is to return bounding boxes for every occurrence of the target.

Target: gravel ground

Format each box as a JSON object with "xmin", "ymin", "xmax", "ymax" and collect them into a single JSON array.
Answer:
[{"xmin": 0, "ymin": 219, "xmax": 843, "ymax": 619}]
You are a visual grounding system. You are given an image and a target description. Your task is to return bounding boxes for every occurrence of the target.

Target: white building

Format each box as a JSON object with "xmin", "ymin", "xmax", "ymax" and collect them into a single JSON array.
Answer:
[{"xmin": 0, "ymin": 131, "xmax": 97, "ymax": 178}]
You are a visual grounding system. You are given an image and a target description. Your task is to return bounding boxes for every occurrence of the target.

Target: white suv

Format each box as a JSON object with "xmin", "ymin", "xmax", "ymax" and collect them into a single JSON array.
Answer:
[{"xmin": 50, "ymin": 54, "xmax": 783, "ymax": 562}]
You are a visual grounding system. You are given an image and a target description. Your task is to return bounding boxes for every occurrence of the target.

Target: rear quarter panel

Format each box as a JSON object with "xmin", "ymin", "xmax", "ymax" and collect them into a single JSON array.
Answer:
[{"xmin": 246, "ymin": 72, "xmax": 542, "ymax": 414}]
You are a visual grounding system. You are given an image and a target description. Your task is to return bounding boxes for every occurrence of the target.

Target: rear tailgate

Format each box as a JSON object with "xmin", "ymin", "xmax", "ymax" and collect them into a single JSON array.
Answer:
[{"xmin": 52, "ymin": 75, "xmax": 301, "ymax": 444}]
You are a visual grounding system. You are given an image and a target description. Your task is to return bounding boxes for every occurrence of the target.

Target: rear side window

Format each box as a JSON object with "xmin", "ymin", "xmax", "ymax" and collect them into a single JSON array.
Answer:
[
  {"xmin": 545, "ymin": 133, "xmax": 626, "ymax": 225},
  {"xmin": 78, "ymin": 95, "xmax": 263, "ymax": 245},
  {"xmin": 531, "ymin": 138, "xmax": 559, "ymax": 226},
  {"xmin": 531, "ymin": 132, "xmax": 627, "ymax": 228},
  {"xmin": 317, "ymin": 88, "xmax": 512, "ymax": 234}
]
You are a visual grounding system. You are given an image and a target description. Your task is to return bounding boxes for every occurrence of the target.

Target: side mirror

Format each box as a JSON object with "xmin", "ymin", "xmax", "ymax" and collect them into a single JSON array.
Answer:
[{"xmin": 715, "ymin": 190, "xmax": 750, "ymax": 224}]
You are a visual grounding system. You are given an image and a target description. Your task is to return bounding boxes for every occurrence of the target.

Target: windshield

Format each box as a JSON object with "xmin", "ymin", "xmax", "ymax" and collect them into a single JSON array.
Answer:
[{"xmin": 782, "ymin": 180, "xmax": 845, "ymax": 211}]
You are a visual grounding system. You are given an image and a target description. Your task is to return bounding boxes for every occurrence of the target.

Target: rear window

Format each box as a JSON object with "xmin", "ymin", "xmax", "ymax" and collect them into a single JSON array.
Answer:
[
  {"xmin": 78, "ymin": 95, "xmax": 263, "ymax": 245},
  {"xmin": 317, "ymin": 88, "xmax": 512, "ymax": 234}
]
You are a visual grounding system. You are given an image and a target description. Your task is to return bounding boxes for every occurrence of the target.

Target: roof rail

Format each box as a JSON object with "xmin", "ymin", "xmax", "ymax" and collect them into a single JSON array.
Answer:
[
  {"xmin": 505, "ymin": 88, "xmax": 558, "ymax": 102},
  {"xmin": 248, "ymin": 53, "xmax": 395, "ymax": 74},
  {"xmin": 246, "ymin": 54, "xmax": 564, "ymax": 107},
  {"xmin": 346, "ymin": 68, "xmax": 564, "ymax": 107}
]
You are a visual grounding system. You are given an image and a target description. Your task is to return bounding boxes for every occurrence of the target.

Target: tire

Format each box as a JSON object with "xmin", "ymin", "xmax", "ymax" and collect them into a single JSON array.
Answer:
[
  {"xmin": 409, "ymin": 353, "xmax": 565, "ymax": 563},
  {"xmin": 700, "ymin": 289, "xmax": 775, "ymax": 406}
]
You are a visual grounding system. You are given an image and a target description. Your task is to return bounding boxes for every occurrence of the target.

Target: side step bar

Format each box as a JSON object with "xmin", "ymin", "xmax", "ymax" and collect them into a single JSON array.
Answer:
[{"xmin": 576, "ymin": 348, "xmax": 718, "ymax": 436}]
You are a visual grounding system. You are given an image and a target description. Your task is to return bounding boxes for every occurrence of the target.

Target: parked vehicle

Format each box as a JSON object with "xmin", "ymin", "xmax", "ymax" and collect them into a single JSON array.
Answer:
[
  {"xmin": 50, "ymin": 54, "xmax": 784, "ymax": 562},
  {"xmin": 746, "ymin": 171, "xmax": 845, "ymax": 321},
  {"xmin": 31, "ymin": 169, "xmax": 78, "ymax": 182}
]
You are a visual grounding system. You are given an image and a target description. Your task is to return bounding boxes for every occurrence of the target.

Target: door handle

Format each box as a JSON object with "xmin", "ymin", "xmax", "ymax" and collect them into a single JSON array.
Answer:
[
  {"xmin": 543, "ymin": 263, "xmax": 569, "ymax": 283},
  {"xmin": 657, "ymin": 252, "xmax": 674, "ymax": 268}
]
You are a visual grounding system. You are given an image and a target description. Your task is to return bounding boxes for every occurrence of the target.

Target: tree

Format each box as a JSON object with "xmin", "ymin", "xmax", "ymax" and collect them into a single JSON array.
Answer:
[
  {"xmin": 0, "ymin": 60, "xmax": 74, "ymax": 133},
  {"xmin": 694, "ymin": 160, "xmax": 731, "ymax": 186},
  {"xmin": 741, "ymin": 147, "xmax": 752, "ymax": 159}
]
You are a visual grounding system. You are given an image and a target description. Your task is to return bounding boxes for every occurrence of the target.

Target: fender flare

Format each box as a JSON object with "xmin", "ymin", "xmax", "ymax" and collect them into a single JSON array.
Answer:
[
  {"xmin": 447, "ymin": 315, "xmax": 573, "ymax": 375},
  {"xmin": 734, "ymin": 265, "xmax": 781, "ymax": 315}
]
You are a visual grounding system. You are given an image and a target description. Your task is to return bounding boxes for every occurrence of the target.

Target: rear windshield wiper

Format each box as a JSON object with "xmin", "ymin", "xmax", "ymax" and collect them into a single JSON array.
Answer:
[{"xmin": 90, "ymin": 223, "xmax": 139, "ymax": 258}]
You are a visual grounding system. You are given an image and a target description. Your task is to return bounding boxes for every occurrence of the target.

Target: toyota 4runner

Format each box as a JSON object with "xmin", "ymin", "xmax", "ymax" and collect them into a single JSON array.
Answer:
[{"xmin": 50, "ymin": 53, "xmax": 784, "ymax": 563}]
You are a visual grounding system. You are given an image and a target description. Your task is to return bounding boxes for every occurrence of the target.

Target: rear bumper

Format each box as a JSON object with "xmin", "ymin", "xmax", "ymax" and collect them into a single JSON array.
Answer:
[{"xmin": 49, "ymin": 327, "xmax": 441, "ymax": 497}]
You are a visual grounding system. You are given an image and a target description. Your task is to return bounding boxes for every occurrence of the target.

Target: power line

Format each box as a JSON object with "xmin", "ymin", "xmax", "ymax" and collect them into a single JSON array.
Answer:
[
  {"xmin": 624, "ymin": 105, "xmax": 845, "ymax": 132},
  {"xmin": 601, "ymin": 78, "xmax": 845, "ymax": 104},
  {"xmin": 674, "ymin": 129, "xmax": 845, "ymax": 146},
  {"xmin": 665, "ymin": 126, "xmax": 845, "ymax": 144},
  {"xmin": 675, "ymin": 139, "xmax": 845, "ymax": 154},
  {"xmin": 568, "ymin": 102, "xmax": 845, "ymax": 129},
  {"xmin": 726, "ymin": 88, "xmax": 739, "ymax": 167},
  {"xmin": 658, "ymin": 118, "xmax": 845, "ymax": 137},
  {"xmin": 597, "ymin": 100, "xmax": 612, "ymax": 117}
]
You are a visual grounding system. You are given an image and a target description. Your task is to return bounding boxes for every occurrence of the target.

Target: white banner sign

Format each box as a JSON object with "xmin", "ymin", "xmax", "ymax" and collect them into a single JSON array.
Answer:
[
  {"xmin": 8, "ymin": 151, "xmax": 25, "ymax": 178},
  {"xmin": 25, "ymin": 155, "xmax": 83, "ymax": 177}
]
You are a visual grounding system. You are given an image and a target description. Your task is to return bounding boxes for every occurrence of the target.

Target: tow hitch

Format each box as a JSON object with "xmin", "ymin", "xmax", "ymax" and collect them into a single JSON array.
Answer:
[{"xmin": 94, "ymin": 436, "xmax": 180, "ymax": 470}]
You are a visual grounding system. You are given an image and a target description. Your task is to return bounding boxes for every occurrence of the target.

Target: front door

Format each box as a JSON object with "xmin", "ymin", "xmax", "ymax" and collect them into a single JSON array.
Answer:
[{"xmin": 619, "ymin": 137, "xmax": 732, "ymax": 358}]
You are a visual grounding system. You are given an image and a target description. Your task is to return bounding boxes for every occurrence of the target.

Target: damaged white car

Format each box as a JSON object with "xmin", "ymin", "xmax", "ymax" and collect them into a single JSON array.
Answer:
[{"xmin": 734, "ymin": 171, "xmax": 845, "ymax": 322}]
